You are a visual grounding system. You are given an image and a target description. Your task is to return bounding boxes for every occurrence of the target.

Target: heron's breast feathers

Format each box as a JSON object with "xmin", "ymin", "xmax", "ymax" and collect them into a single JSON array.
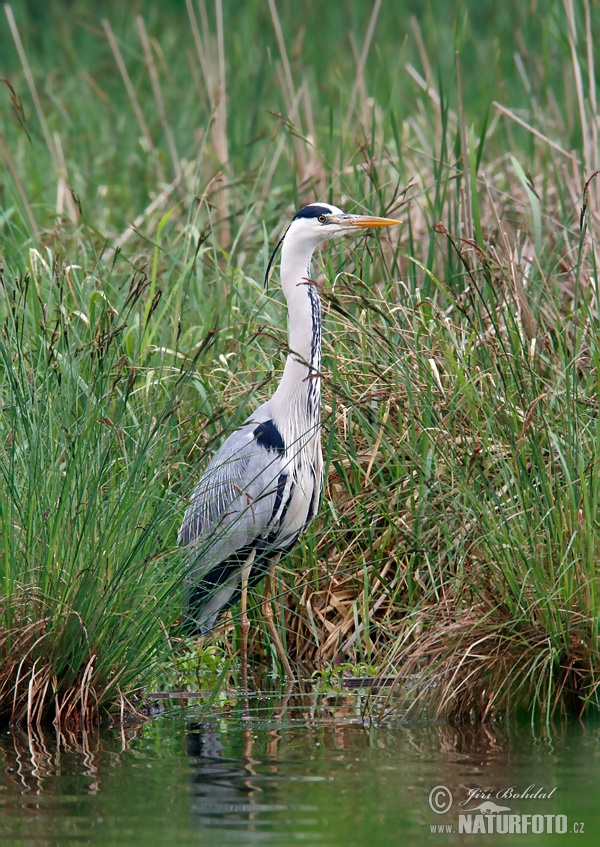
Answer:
[{"xmin": 180, "ymin": 412, "xmax": 322, "ymax": 573}]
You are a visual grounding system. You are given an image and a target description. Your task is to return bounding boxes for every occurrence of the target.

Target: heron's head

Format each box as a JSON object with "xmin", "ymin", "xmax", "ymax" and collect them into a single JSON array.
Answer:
[
  {"xmin": 265, "ymin": 202, "xmax": 400, "ymax": 288},
  {"xmin": 290, "ymin": 202, "xmax": 400, "ymax": 248}
]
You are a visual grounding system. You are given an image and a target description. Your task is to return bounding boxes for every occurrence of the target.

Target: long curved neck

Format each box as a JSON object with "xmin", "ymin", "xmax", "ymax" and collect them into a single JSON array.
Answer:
[{"xmin": 272, "ymin": 235, "xmax": 322, "ymax": 423}]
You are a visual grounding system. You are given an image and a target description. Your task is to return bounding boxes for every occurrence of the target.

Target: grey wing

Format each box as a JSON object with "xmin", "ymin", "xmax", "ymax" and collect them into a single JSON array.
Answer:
[{"xmin": 178, "ymin": 416, "xmax": 288, "ymax": 579}]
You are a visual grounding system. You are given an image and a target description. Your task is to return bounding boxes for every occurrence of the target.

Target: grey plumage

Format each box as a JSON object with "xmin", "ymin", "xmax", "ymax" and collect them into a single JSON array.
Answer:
[
  {"xmin": 179, "ymin": 404, "xmax": 321, "ymax": 633},
  {"xmin": 179, "ymin": 202, "xmax": 399, "ymax": 635}
]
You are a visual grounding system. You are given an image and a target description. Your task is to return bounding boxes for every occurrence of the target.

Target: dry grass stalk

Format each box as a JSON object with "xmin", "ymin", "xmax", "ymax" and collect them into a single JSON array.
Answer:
[
  {"xmin": 102, "ymin": 18, "xmax": 156, "ymax": 159},
  {"xmin": 342, "ymin": 0, "xmax": 382, "ymax": 133},
  {"xmin": 564, "ymin": 0, "xmax": 599, "ymax": 216},
  {"xmin": 0, "ymin": 609, "xmax": 100, "ymax": 729},
  {"xmin": 266, "ymin": 0, "xmax": 326, "ymax": 194},
  {"xmin": 5, "ymin": 4, "xmax": 78, "ymax": 225},
  {"xmin": 186, "ymin": 0, "xmax": 230, "ymax": 244},
  {"xmin": 455, "ymin": 52, "xmax": 473, "ymax": 239},
  {"xmin": 376, "ymin": 606, "xmax": 594, "ymax": 722},
  {"xmin": 136, "ymin": 15, "xmax": 182, "ymax": 183},
  {"xmin": 4, "ymin": 4, "xmax": 56, "ymax": 167}
]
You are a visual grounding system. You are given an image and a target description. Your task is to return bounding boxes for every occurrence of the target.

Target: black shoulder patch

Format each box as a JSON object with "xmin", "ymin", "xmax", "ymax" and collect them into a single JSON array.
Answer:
[
  {"xmin": 253, "ymin": 420, "xmax": 285, "ymax": 454},
  {"xmin": 293, "ymin": 204, "xmax": 332, "ymax": 221}
]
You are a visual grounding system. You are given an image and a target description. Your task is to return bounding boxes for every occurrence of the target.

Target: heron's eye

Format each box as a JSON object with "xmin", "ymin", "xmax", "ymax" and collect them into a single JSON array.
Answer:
[{"xmin": 318, "ymin": 214, "xmax": 327, "ymax": 223}]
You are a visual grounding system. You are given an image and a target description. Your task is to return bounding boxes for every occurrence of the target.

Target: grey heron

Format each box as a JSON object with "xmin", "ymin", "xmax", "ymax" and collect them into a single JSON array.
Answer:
[{"xmin": 179, "ymin": 202, "xmax": 400, "ymax": 675}]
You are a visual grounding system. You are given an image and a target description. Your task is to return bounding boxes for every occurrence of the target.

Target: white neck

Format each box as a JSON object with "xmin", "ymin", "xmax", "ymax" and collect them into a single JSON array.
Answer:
[{"xmin": 271, "ymin": 232, "xmax": 322, "ymax": 423}]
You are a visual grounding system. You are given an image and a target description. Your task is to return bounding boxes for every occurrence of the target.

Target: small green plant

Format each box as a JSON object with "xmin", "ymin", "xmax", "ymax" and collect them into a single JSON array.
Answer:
[
  {"xmin": 150, "ymin": 641, "xmax": 233, "ymax": 697},
  {"xmin": 311, "ymin": 663, "xmax": 378, "ymax": 694}
]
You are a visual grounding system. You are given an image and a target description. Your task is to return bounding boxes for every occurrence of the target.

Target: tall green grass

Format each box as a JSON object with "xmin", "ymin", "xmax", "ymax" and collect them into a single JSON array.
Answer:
[
  {"xmin": 1, "ymin": 0, "xmax": 599, "ymax": 724},
  {"xmin": 0, "ymin": 258, "xmax": 192, "ymax": 725}
]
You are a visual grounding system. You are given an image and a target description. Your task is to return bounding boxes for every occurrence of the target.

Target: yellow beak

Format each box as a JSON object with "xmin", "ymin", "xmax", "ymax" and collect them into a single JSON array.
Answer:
[{"xmin": 333, "ymin": 214, "xmax": 401, "ymax": 230}]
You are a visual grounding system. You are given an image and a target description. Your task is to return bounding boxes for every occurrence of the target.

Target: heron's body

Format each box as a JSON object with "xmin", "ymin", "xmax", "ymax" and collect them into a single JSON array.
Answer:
[{"xmin": 179, "ymin": 203, "xmax": 399, "ymax": 636}]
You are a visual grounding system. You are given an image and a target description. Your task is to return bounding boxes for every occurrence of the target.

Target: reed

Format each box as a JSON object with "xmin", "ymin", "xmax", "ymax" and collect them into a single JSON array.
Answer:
[{"xmin": 1, "ymin": 0, "xmax": 598, "ymax": 724}]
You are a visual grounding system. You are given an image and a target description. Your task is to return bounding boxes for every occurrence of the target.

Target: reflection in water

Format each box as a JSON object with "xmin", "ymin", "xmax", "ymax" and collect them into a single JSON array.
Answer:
[
  {"xmin": 1, "ymin": 725, "xmax": 127, "ymax": 795},
  {"xmin": 0, "ymin": 693, "xmax": 597, "ymax": 847},
  {"xmin": 186, "ymin": 724, "xmax": 259, "ymax": 816},
  {"xmin": 0, "ymin": 724, "xmax": 142, "ymax": 844},
  {"xmin": 186, "ymin": 721, "xmax": 324, "ymax": 835},
  {"xmin": 183, "ymin": 688, "xmax": 369, "ymax": 831},
  {"xmin": 183, "ymin": 698, "xmax": 599, "ymax": 844}
]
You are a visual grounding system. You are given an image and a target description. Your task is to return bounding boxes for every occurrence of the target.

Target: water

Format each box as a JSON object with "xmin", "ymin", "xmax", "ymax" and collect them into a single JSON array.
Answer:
[{"xmin": 0, "ymin": 692, "xmax": 598, "ymax": 846}]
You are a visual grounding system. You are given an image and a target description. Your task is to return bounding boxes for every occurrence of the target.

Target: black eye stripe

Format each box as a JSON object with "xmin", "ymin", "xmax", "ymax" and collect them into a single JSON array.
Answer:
[{"xmin": 293, "ymin": 204, "xmax": 334, "ymax": 221}]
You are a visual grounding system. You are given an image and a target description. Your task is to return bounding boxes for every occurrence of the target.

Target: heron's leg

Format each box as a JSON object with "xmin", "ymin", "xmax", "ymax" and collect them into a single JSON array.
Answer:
[
  {"xmin": 262, "ymin": 565, "xmax": 295, "ymax": 681},
  {"xmin": 239, "ymin": 550, "xmax": 255, "ymax": 692}
]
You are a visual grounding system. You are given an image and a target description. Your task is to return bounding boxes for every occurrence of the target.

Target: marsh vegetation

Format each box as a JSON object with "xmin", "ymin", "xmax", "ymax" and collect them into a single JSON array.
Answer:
[{"xmin": 1, "ymin": 0, "xmax": 598, "ymax": 727}]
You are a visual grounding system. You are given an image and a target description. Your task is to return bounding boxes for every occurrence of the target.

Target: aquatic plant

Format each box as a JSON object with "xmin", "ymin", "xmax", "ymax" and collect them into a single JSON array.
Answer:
[{"xmin": 0, "ymin": 0, "xmax": 598, "ymax": 725}]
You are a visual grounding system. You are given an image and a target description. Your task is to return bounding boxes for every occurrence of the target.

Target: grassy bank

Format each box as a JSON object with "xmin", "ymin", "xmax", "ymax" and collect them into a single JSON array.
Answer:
[{"xmin": 1, "ymin": 0, "xmax": 598, "ymax": 725}]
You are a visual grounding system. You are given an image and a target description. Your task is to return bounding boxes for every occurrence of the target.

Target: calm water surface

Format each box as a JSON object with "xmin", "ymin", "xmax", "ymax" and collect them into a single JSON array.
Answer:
[{"xmin": 0, "ymin": 692, "xmax": 598, "ymax": 846}]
